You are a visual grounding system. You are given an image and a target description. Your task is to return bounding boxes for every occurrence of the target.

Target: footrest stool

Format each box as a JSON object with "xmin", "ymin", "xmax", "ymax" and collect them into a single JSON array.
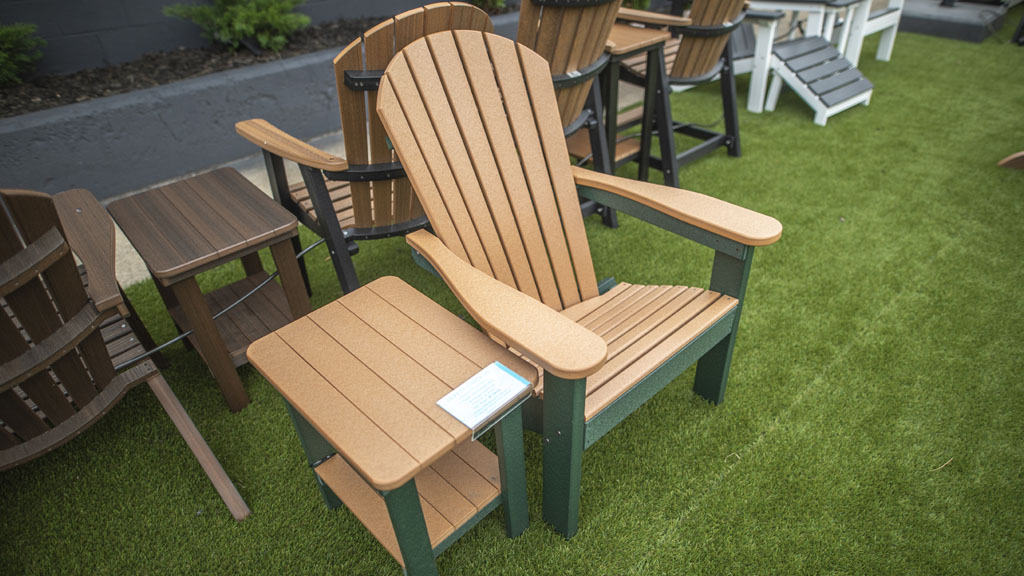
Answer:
[
  {"xmin": 247, "ymin": 276, "xmax": 536, "ymax": 576},
  {"xmin": 765, "ymin": 36, "xmax": 873, "ymax": 126}
]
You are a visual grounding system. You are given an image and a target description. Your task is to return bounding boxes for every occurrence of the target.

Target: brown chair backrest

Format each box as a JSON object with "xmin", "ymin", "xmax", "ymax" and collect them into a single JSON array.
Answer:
[
  {"xmin": 334, "ymin": 2, "xmax": 493, "ymax": 230},
  {"xmin": 0, "ymin": 189, "xmax": 116, "ymax": 466},
  {"xmin": 378, "ymin": 31, "xmax": 600, "ymax": 313},
  {"xmin": 516, "ymin": 0, "xmax": 622, "ymax": 129},
  {"xmin": 668, "ymin": 0, "xmax": 746, "ymax": 79}
]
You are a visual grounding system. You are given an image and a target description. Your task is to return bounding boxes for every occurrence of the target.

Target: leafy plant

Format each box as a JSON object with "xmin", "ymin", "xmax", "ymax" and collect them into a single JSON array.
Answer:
[
  {"xmin": 163, "ymin": 0, "xmax": 310, "ymax": 53},
  {"xmin": 468, "ymin": 0, "xmax": 506, "ymax": 12},
  {"xmin": 0, "ymin": 23, "xmax": 46, "ymax": 86},
  {"xmin": 622, "ymin": 0, "xmax": 651, "ymax": 9}
]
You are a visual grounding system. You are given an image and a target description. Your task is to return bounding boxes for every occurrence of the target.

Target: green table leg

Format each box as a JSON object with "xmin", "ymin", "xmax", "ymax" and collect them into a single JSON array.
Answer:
[
  {"xmin": 541, "ymin": 372, "xmax": 587, "ymax": 539},
  {"xmin": 284, "ymin": 401, "xmax": 341, "ymax": 509},
  {"xmin": 384, "ymin": 480, "xmax": 438, "ymax": 576},
  {"xmin": 494, "ymin": 406, "xmax": 529, "ymax": 538}
]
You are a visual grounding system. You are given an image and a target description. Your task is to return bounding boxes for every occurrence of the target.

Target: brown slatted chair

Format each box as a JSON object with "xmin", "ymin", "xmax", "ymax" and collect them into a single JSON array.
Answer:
[
  {"xmin": 377, "ymin": 30, "xmax": 781, "ymax": 538},
  {"xmin": 517, "ymin": 0, "xmax": 622, "ymax": 227},
  {"xmin": 236, "ymin": 2, "xmax": 493, "ymax": 294},
  {"xmin": 0, "ymin": 188, "xmax": 249, "ymax": 521},
  {"xmin": 615, "ymin": 0, "xmax": 747, "ymax": 184}
]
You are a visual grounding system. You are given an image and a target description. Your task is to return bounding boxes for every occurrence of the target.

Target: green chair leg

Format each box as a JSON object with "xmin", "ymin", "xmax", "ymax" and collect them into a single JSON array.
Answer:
[
  {"xmin": 284, "ymin": 401, "xmax": 342, "ymax": 509},
  {"xmin": 495, "ymin": 406, "xmax": 529, "ymax": 538},
  {"xmin": 695, "ymin": 247, "xmax": 755, "ymax": 404},
  {"xmin": 384, "ymin": 480, "xmax": 438, "ymax": 576},
  {"xmin": 541, "ymin": 372, "xmax": 587, "ymax": 539}
]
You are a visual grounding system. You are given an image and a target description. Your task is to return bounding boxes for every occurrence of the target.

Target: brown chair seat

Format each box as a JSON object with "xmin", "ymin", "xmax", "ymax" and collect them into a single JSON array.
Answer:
[
  {"xmin": 287, "ymin": 179, "xmax": 356, "ymax": 229},
  {"xmin": 525, "ymin": 283, "xmax": 738, "ymax": 420}
]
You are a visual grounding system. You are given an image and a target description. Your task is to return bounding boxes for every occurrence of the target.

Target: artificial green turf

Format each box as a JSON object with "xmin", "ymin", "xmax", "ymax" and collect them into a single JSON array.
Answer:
[{"xmin": 2, "ymin": 17, "xmax": 1023, "ymax": 575}]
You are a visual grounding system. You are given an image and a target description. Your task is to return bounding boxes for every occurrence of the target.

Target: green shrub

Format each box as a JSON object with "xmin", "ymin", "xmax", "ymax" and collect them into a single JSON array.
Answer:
[
  {"xmin": 0, "ymin": 23, "xmax": 46, "ymax": 86},
  {"xmin": 468, "ymin": 0, "xmax": 506, "ymax": 12},
  {"xmin": 622, "ymin": 0, "xmax": 651, "ymax": 9},
  {"xmin": 163, "ymin": 0, "xmax": 310, "ymax": 52}
]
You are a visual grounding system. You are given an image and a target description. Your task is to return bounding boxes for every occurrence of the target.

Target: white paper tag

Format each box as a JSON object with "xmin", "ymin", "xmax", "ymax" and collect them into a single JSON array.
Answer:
[{"xmin": 437, "ymin": 361, "xmax": 530, "ymax": 430}]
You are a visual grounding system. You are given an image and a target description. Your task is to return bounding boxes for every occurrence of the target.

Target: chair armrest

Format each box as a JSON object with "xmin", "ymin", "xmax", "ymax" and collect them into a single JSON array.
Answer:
[
  {"xmin": 572, "ymin": 167, "xmax": 782, "ymax": 247},
  {"xmin": 746, "ymin": 9, "xmax": 786, "ymax": 20},
  {"xmin": 52, "ymin": 188, "xmax": 126, "ymax": 315},
  {"xmin": 406, "ymin": 230, "xmax": 607, "ymax": 380},
  {"xmin": 235, "ymin": 118, "xmax": 348, "ymax": 172},
  {"xmin": 616, "ymin": 7, "xmax": 693, "ymax": 27}
]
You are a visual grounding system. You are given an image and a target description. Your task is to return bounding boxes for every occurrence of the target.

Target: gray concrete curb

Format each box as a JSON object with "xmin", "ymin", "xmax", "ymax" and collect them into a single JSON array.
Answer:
[
  {"xmin": 0, "ymin": 9, "xmax": 520, "ymax": 202},
  {"xmin": 1, "ymin": 47, "xmax": 342, "ymax": 201}
]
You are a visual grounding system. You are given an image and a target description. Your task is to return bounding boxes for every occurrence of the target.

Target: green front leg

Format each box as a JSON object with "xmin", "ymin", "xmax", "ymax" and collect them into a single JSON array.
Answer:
[
  {"xmin": 694, "ymin": 247, "xmax": 755, "ymax": 404},
  {"xmin": 494, "ymin": 406, "xmax": 529, "ymax": 538},
  {"xmin": 284, "ymin": 401, "xmax": 342, "ymax": 509},
  {"xmin": 541, "ymin": 372, "xmax": 587, "ymax": 539},
  {"xmin": 384, "ymin": 480, "xmax": 438, "ymax": 576}
]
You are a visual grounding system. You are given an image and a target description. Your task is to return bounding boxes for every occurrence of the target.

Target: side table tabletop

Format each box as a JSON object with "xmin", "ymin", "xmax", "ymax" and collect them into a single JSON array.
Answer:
[
  {"xmin": 108, "ymin": 167, "xmax": 310, "ymax": 412},
  {"xmin": 247, "ymin": 276, "xmax": 534, "ymax": 576}
]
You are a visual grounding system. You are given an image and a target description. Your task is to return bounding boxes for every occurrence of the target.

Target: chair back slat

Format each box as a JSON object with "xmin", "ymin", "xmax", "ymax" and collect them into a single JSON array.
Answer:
[
  {"xmin": 669, "ymin": 0, "xmax": 745, "ymax": 79},
  {"xmin": 379, "ymin": 31, "xmax": 600, "ymax": 312},
  {"xmin": 517, "ymin": 0, "xmax": 622, "ymax": 129},
  {"xmin": 332, "ymin": 2, "xmax": 491, "ymax": 229},
  {"xmin": 0, "ymin": 189, "xmax": 115, "ymax": 443}
]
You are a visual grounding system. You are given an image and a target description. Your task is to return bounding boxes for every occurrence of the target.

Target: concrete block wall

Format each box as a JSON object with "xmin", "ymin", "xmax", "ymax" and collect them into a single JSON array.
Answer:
[{"xmin": 2, "ymin": 0, "xmax": 425, "ymax": 76}]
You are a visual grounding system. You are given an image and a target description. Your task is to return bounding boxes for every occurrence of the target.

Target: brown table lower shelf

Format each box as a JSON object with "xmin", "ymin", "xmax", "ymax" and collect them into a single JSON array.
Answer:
[
  {"xmin": 316, "ymin": 440, "xmax": 502, "ymax": 568},
  {"xmin": 167, "ymin": 271, "xmax": 292, "ymax": 367}
]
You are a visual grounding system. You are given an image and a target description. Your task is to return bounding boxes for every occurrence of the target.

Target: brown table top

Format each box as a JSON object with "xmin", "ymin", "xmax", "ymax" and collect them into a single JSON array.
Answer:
[
  {"xmin": 607, "ymin": 24, "xmax": 672, "ymax": 56},
  {"xmin": 247, "ymin": 276, "xmax": 537, "ymax": 491},
  {"xmin": 107, "ymin": 168, "xmax": 297, "ymax": 283}
]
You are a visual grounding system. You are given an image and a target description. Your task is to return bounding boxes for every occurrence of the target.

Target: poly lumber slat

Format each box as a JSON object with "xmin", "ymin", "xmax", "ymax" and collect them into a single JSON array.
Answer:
[
  {"xmin": 429, "ymin": 447, "xmax": 500, "ymax": 508},
  {"xmin": 797, "ymin": 57, "xmax": 850, "ymax": 84},
  {"xmin": 455, "ymin": 31, "xmax": 553, "ymax": 302},
  {"xmin": 585, "ymin": 294, "xmax": 736, "ymax": 418},
  {"xmin": 413, "ymin": 35, "xmax": 516, "ymax": 287},
  {"xmin": 365, "ymin": 18, "xmax": 396, "ymax": 227},
  {"xmin": 809, "ymin": 67, "xmax": 863, "ymax": 96},
  {"xmin": 306, "ymin": 295, "xmax": 467, "ymax": 440},
  {"xmin": 364, "ymin": 276, "xmax": 537, "ymax": 382},
  {"xmin": 246, "ymin": 333, "xmax": 420, "ymax": 491},
  {"xmin": 819, "ymin": 77, "xmax": 873, "ymax": 107},
  {"xmin": 785, "ymin": 47, "xmax": 840, "ymax": 74},
  {"xmin": 599, "ymin": 286, "xmax": 698, "ymax": 345},
  {"xmin": 434, "ymin": 33, "xmax": 538, "ymax": 299},
  {"xmin": 772, "ymin": 35, "xmax": 826, "ymax": 60},
  {"xmin": 315, "ymin": 454, "xmax": 454, "ymax": 567},
  {"xmin": 386, "ymin": 52, "xmax": 493, "ymax": 273},
  {"xmin": 415, "ymin": 466, "xmax": 477, "ymax": 526},
  {"xmin": 334, "ymin": 39, "xmax": 373, "ymax": 227},
  {"xmin": 585, "ymin": 285, "xmax": 675, "ymax": 337},
  {"xmin": 574, "ymin": 283, "xmax": 647, "ymax": 328},
  {"xmin": 278, "ymin": 315, "xmax": 457, "ymax": 464},
  {"xmin": 560, "ymin": 282, "xmax": 633, "ymax": 323},
  {"xmin": 52, "ymin": 189, "xmax": 122, "ymax": 313},
  {"xmin": 518, "ymin": 40, "xmax": 599, "ymax": 305}
]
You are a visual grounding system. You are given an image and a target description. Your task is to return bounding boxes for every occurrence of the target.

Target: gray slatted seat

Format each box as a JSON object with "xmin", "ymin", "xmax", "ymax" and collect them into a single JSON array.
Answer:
[{"xmin": 765, "ymin": 35, "xmax": 872, "ymax": 125}]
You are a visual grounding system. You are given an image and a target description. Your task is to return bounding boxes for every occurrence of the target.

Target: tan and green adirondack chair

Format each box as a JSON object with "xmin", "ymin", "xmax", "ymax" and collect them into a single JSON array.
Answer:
[
  {"xmin": 376, "ymin": 30, "xmax": 782, "ymax": 538},
  {"xmin": 236, "ymin": 2, "xmax": 493, "ymax": 294},
  {"xmin": 0, "ymin": 188, "xmax": 249, "ymax": 521},
  {"xmin": 615, "ymin": 0, "xmax": 747, "ymax": 184},
  {"xmin": 516, "ymin": 0, "xmax": 622, "ymax": 227}
]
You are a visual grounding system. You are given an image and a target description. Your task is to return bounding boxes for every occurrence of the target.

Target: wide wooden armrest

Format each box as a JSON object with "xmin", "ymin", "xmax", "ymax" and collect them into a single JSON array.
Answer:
[
  {"xmin": 572, "ymin": 167, "xmax": 782, "ymax": 247},
  {"xmin": 616, "ymin": 7, "xmax": 693, "ymax": 27},
  {"xmin": 235, "ymin": 118, "xmax": 348, "ymax": 172},
  {"xmin": 406, "ymin": 230, "xmax": 607, "ymax": 380},
  {"xmin": 53, "ymin": 188, "xmax": 125, "ymax": 315}
]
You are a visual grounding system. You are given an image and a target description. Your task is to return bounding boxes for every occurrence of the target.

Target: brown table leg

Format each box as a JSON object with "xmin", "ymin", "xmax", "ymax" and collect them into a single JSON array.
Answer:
[
  {"xmin": 170, "ymin": 277, "xmax": 250, "ymax": 412},
  {"xmin": 270, "ymin": 239, "xmax": 311, "ymax": 319},
  {"xmin": 240, "ymin": 252, "xmax": 264, "ymax": 278}
]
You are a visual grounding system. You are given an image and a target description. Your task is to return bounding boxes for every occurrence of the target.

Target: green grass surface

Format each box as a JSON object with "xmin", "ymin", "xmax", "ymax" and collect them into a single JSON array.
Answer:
[{"xmin": 3, "ymin": 20, "xmax": 1023, "ymax": 575}]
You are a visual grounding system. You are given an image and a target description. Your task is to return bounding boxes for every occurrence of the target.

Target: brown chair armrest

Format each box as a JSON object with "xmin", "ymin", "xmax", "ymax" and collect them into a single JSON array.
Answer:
[
  {"xmin": 616, "ymin": 7, "xmax": 693, "ymax": 27},
  {"xmin": 235, "ymin": 118, "xmax": 349, "ymax": 172},
  {"xmin": 572, "ymin": 167, "xmax": 783, "ymax": 247},
  {"xmin": 53, "ymin": 188, "xmax": 125, "ymax": 315},
  {"xmin": 407, "ymin": 230, "xmax": 607, "ymax": 380}
]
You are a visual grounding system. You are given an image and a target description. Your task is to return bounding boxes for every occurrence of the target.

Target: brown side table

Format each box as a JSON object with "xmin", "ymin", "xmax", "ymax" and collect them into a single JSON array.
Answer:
[
  {"xmin": 108, "ymin": 167, "xmax": 310, "ymax": 412},
  {"xmin": 247, "ymin": 276, "xmax": 534, "ymax": 576}
]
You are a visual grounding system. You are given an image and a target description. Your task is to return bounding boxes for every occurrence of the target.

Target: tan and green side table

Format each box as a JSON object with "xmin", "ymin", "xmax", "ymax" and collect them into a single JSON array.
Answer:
[{"xmin": 247, "ymin": 276, "xmax": 534, "ymax": 576}]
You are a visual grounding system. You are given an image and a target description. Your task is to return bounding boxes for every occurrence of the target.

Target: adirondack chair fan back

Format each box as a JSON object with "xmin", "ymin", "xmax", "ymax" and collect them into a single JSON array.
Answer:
[
  {"xmin": 0, "ymin": 188, "xmax": 248, "ymax": 520},
  {"xmin": 618, "ymin": 0, "xmax": 747, "ymax": 178},
  {"xmin": 236, "ymin": 2, "xmax": 493, "ymax": 294},
  {"xmin": 517, "ymin": 0, "xmax": 622, "ymax": 227},
  {"xmin": 378, "ymin": 30, "xmax": 782, "ymax": 538}
]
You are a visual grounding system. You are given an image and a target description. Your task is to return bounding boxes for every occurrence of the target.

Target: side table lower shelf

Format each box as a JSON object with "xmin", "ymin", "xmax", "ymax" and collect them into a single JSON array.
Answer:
[
  {"xmin": 316, "ymin": 441, "xmax": 503, "ymax": 567},
  {"xmin": 167, "ymin": 271, "xmax": 292, "ymax": 367}
]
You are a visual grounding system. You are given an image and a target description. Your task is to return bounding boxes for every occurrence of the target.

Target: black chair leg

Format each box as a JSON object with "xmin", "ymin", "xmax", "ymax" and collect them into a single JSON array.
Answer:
[
  {"xmin": 299, "ymin": 165, "xmax": 361, "ymax": 294},
  {"xmin": 721, "ymin": 43, "xmax": 741, "ymax": 158},
  {"xmin": 585, "ymin": 82, "xmax": 618, "ymax": 228},
  {"xmin": 263, "ymin": 150, "xmax": 313, "ymax": 296}
]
